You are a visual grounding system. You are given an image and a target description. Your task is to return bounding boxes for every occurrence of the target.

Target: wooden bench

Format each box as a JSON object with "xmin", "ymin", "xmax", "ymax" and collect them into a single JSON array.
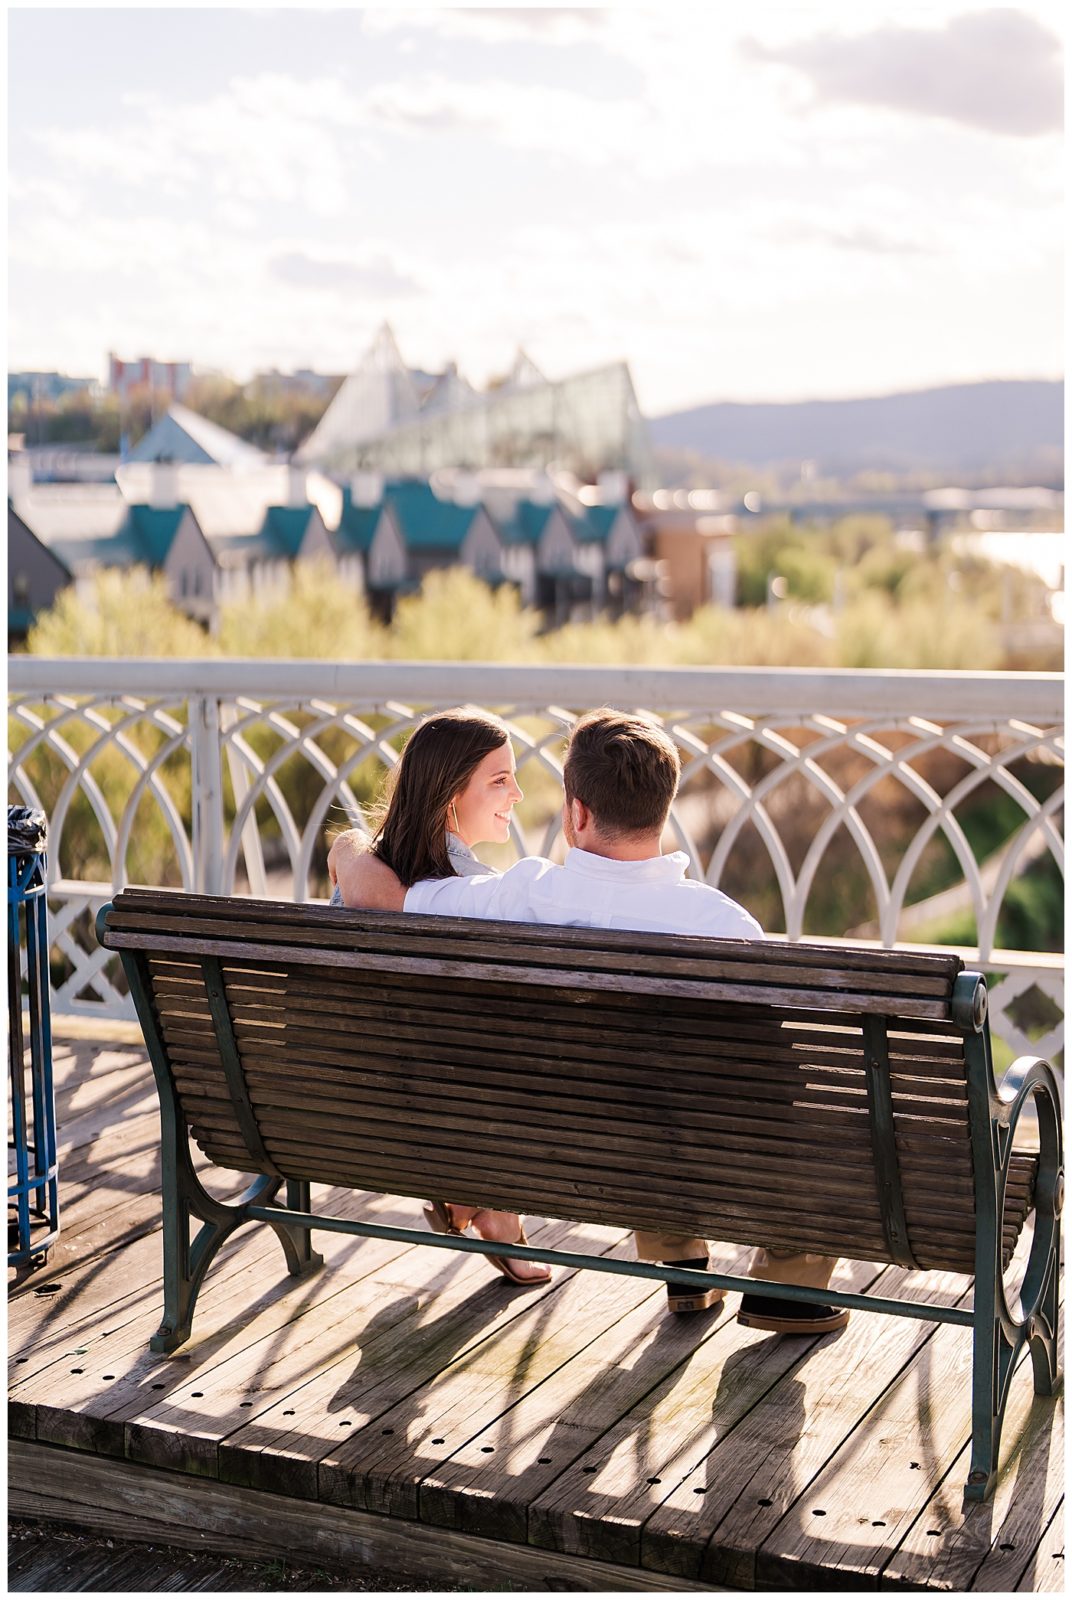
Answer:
[{"xmin": 97, "ymin": 887, "xmax": 1062, "ymax": 1503}]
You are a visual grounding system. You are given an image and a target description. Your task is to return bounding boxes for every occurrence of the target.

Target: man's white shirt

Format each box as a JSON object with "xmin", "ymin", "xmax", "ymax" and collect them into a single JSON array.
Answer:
[{"xmin": 404, "ymin": 847, "xmax": 764, "ymax": 941}]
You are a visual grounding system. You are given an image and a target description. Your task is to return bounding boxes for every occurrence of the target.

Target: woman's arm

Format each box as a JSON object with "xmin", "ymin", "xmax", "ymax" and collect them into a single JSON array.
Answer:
[{"xmin": 327, "ymin": 831, "xmax": 406, "ymax": 912}]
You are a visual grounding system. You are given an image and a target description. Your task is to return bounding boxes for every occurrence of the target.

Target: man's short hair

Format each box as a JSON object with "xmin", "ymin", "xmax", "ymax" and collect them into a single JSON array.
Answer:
[{"xmin": 563, "ymin": 709, "xmax": 680, "ymax": 837}]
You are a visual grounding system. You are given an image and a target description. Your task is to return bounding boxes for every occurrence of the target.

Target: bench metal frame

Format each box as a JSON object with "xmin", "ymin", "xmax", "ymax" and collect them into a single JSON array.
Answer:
[{"xmin": 101, "ymin": 910, "xmax": 1062, "ymax": 1505}]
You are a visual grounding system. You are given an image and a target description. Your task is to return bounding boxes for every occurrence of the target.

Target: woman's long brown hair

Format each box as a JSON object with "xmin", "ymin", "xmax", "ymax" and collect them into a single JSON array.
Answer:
[{"xmin": 371, "ymin": 709, "xmax": 511, "ymax": 887}]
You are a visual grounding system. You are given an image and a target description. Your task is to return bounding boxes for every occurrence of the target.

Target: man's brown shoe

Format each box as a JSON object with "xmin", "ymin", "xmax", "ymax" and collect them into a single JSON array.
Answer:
[
  {"xmin": 737, "ymin": 1294, "xmax": 849, "ymax": 1334},
  {"xmin": 664, "ymin": 1257, "xmax": 724, "ymax": 1314}
]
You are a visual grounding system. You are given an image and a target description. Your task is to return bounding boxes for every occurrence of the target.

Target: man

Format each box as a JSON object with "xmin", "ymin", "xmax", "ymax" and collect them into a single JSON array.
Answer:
[{"xmin": 329, "ymin": 708, "xmax": 845, "ymax": 1333}]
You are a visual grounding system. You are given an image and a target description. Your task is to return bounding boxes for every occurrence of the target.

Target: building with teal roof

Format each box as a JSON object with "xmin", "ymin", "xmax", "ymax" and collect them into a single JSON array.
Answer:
[
  {"xmin": 382, "ymin": 478, "xmax": 505, "ymax": 591},
  {"xmin": 9, "ymin": 483, "xmax": 219, "ymax": 628}
]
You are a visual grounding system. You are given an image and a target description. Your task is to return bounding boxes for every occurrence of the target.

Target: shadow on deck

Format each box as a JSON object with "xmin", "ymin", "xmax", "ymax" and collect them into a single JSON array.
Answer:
[{"xmin": 8, "ymin": 1024, "xmax": 1064, "ymax": 1593}]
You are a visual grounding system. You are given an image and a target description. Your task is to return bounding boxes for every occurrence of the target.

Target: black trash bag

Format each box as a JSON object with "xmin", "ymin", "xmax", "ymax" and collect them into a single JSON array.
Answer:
[{"xmin": 7, "ymin": 806, "xmax": 48, "ymax": 855}]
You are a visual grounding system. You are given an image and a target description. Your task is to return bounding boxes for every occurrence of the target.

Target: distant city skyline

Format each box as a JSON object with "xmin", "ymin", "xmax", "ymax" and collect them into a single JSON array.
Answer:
[{"xmin": 8, "ymin": 4, "xmax": 1064, "ymax": 415}]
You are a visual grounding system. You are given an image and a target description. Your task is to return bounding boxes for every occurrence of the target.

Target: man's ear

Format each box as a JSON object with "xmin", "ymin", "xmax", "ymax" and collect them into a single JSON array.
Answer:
[{"xmin": 569, "ymin": 797, "xmax": 590, "ymax": 836}]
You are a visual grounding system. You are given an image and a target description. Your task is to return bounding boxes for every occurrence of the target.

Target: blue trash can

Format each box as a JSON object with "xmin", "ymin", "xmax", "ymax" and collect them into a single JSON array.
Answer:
[{"xmin": 8, "ymin": 805, "xmax": 59, "ymax": 1266}]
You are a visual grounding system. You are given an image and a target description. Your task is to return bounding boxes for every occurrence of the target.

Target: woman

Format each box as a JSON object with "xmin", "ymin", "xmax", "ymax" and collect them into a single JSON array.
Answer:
[{"xmin": 332, "ymin": 709, "xmax": 551, "ymax": 1289}]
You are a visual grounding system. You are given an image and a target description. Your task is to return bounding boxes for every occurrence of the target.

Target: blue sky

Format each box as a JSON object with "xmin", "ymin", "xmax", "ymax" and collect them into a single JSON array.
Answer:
[{"xmin": 8, "ymin": 4, "xmax": 1064, "ymax": 413}]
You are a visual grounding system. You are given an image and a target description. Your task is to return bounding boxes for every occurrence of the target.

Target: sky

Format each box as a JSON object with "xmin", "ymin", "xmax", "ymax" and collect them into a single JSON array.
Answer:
[{"xmin": 7, "ymin": 3, "xmax": 1065, "ymax": 415}]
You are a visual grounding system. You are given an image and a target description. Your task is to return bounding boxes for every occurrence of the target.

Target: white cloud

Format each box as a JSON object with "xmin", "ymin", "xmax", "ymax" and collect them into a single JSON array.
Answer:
[
  {"xmin": 268, "ymin": 249, "xmax": 421, "ymax": 297},
  {"xmin": 35, "ymin": 73, "xmax": 361, "ymax": 218},
  {"xmin": 743, "ymin": 10, "xmax": 1063, "ymax": 138}
]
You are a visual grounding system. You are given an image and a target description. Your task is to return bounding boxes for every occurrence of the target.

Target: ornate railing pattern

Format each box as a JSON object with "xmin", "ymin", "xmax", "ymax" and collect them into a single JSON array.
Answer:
[{"xmin": 8, "ymin": 659, "xmax": 1064, "ymax": 1064}]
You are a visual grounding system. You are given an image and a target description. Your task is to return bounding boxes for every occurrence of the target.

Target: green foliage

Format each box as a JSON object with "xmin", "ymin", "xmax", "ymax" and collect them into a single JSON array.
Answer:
[
  {"xmin": 825, "ymin": 514, "xmax": 897, "ymax": 564},
  {"xmin": 388, "ymin": 569, "xmax": 542, "ymax": 661},
  {"xmin": 777, "ymin": 545, "xmax": 838, "ymax": 604},
  {"xmin": 216, "ymin": 560, "xmax": 386, "ymax": 659},
  {"xmin": 733, "ymin": 517, "xmax": 799, "ymax": 607},
  {"xmin": 185, "ymin": 375, "xmax": 336, "ymax": 454},
  {"xmin": 539, "ymin": 612, "xmax": 671, "ymax": 666},
  {"xmin": 671, "ymin": 605, "xmax": 833, "ymax": 667},
  {"xmin": 832, "ymin": 592, "xmax": 1003, "ymax": 670},
  {"xmin": 847, "ymin": 543, "xmax": 919, "ymax": 598},
  {"xmin": 995, "ymin": 860, "xmax": 1066, "ymax": 953},
  {"xmin": 26, "ymin": 569, "xmax": 215, "ymax": 658},
  {"xmin": 8, "ymin": 376, "xmax": 335, "ymax": 455},
  {"xmin": 9, "ymin": 388, "xmax": 125, "ymax": 451}
]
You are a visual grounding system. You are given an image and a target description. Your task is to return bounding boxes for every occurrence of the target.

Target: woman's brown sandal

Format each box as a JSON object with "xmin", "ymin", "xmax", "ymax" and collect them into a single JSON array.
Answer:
[
  {"xmin": 486, "ymin": 1223, "xmax": 551, "ymax": 1288},
  {"xmin": 423, "ymin": 1203, "xmax": 550, "ymax": 1287}
]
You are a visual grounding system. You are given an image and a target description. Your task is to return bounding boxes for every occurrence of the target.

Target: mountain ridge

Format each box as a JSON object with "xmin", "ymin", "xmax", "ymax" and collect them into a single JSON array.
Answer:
[{"xmin": 649, "ymin": 378, "xmax": 1063, "ymax": 476}]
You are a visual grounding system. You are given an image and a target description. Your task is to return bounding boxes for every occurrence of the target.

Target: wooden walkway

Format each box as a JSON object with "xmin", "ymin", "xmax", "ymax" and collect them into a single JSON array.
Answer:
[{"xmin": 8, "ymin": 1025, "xmax": 1064, "ymax": 1593}]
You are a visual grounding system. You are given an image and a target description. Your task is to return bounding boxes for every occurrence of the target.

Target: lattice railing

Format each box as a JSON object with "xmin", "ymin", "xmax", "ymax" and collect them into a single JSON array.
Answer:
[{"xmin": 8, "ymin": 659, "xmax": 1064, "ymax": 1065}]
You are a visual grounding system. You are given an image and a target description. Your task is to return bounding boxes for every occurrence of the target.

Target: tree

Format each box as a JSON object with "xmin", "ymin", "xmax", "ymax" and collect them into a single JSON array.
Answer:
[
  {"xmin": 388, "ymin": 569, "xmax": 542, "ymax": 661},
  {"xmin": 216, "ymin": 559, "xmax": 385, "ymax": 659},
  {"xmin": 27, "ymin": 569, "xmax": 215, "ymax": 658}
]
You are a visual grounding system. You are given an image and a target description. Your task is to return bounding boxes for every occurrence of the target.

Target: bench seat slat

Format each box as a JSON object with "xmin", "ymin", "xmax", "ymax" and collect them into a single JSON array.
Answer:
[
  {"xmin": 187, "ymin": 1123, "xmax": 1027, "ymax": 1270},
  {"xmin": 220, "ymin": 961, "xmax": 971, "ymax": 1038},
  {"xmin": 112, "ymin": 888, "xmax": 964, "ymax": 977},
  {"xmin": 217, "ymin": 999, "xmax": 974, "ymax": 1081},
  {"xmin": 222, "ymin": 1031, "xmax": 972, "ymax": 1114},
  {"xmin": 203, "ymin": 965, "xmax": 973, "ymax": 1056},
  {"xmin": 110, "ymin": 910, "xmax": 960, "ymax": 999},
  {"xmin": 185, "ymin": 1130, "xmax": 994, "ymax": 1272},
  {"xmin": 224, "ymin": 1036, "xmax": 970, "ymax": 1130},
  {"xmin": 108, "ymin": 929, "xmax": 956, "ymax": 1020},
  {"xmin": 155, "ymin": 1000, "xmax": 973, "ymax": 1097},
  {"xmin": 237, "ymin": 1107, "xmax": 983, "ymax": 1230}
]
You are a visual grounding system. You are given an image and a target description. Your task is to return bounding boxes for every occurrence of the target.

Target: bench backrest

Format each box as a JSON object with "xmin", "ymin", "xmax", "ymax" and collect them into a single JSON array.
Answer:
[{"xmin": 102, "ymin": 889, "xmax": 1031, "ymax": 1277}]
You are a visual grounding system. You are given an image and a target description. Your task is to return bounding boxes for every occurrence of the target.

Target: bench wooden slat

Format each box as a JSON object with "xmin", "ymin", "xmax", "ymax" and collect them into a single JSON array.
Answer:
[
  {"xmin": 224, "ymin": 1039, "xmax": 970, "ymax": 1133},
  {"xmin": 183, "ymin": 1132, "xmax": 998, "ymax": 1273},
  {"xmin": 107, "ymin": 929, "xmax": 957, "ymax": 1021},
  {"xmin": 212, "ymin": 986, "xmax": 974, "ymax": 1071},
  {"xmin": 111, "ymin": 887, "xmax": 965, "ymax": 977},
  {"xmin": 220, "ymin": 1027, "xmax": 972, "ymax": 1113},
  {"xmin": 214, "ymin": 994, "xmax": 973, "ymax": 1077},
  {"xmin": 109, "ymin": 907, "xmax": 961, "ymax": 1000},
  {"xmin": 194, "ymin": 961, "xmax": 974, "ymax": 1052}
]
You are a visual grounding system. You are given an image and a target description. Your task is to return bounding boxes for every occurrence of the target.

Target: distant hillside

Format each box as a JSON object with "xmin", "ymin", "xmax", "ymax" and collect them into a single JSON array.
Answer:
[{"xmin": 649, "ymin": 380, "xmax": 1063, "ymax": 477}]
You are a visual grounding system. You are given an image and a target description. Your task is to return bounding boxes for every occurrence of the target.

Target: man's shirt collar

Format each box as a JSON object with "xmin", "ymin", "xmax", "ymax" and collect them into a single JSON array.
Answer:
[{"xmin": 563, "ymin": 847, "xmax": 690, "ymax": 883}]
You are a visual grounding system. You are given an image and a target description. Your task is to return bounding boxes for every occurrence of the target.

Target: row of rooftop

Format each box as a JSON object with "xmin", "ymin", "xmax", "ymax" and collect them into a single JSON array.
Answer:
[
  {"xmin": 7, "ymin": 400, "xmax": 666, "ymax": 637},
  {"xmin": 9, "ymin": 323, "xmax": 1062, "ymax": 642}
]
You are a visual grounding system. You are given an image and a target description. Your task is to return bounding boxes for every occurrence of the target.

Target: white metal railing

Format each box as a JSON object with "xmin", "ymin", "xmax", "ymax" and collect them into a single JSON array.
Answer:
[{"xmin": 8, "ymin": 659, "xmax": 1064, "ymax": 1063}]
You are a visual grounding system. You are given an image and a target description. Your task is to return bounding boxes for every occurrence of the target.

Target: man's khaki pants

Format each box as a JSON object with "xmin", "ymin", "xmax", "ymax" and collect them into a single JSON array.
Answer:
[{"xmin": 634, "ymin": 1229, "xmax": 837, "ymax": 1292}]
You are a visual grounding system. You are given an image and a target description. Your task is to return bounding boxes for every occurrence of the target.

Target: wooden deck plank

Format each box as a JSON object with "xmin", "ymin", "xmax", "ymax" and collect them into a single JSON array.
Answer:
[
  {"xmin": 48, "ymin": 1038, "xmax": 146, "ymax": 1093},
  {"xmin": 10, "ymin": 1440, "xmax": 719, "ymax": 1592},
  {"xmin": 418, "ymin": 1241, "xmax": 755, "ymax": 1546},
  {"xmin": 527, "ymin": 1313, "xmax": 814, "ymax": 1569},
  {"xmin": 10, "ymin": 1214, "xmax": 268, "ymax": 1360},
  {"xmin": 635, "ymin": 1265, "xmax": 970, "ymax": 1584},
  {"xmin": 18, "ymin": 1192, "xmax": 413, "ymax": 1455},
  {"xmin": 10, "ymin": 1192, "xmax": 361, "ymax": 1403},
  {"xmin": 1014, "ymin": 1501, "xmax": 1065, "ymax": 1592},
  {"xmin": 316, "ymin": 1233, "xmax": 658, "ymax": 1520},
  {"xmin": 127, "ymin": 1214, "xmax": 588, "ymax": 1481},
  {"xmin": 215, "ymin": 1214, "xmax": 611, "ymax": 1502},
  {"xmin": 881, "ymin": 1343, "xmax": 1063, "ymax": 1590},
  {"xmin": 751, "ymin": 1315, "xmax": 983, "ymax": 1588}
]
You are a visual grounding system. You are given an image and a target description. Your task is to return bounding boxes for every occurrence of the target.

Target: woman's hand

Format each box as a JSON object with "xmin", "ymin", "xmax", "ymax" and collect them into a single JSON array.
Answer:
[
  {"xmin": 327, "ymin": 828, "xmax": 368, "ymax": 888},
  {"xmin": 329, "ymin": 832, "xmax": 406, "ymax": 911}
]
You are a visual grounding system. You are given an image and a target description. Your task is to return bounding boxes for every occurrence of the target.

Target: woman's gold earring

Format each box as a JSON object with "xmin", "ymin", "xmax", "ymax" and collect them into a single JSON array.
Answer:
[{"xmin": 450, "ymin": 802, "xmax": 459, "ymax": 834}]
